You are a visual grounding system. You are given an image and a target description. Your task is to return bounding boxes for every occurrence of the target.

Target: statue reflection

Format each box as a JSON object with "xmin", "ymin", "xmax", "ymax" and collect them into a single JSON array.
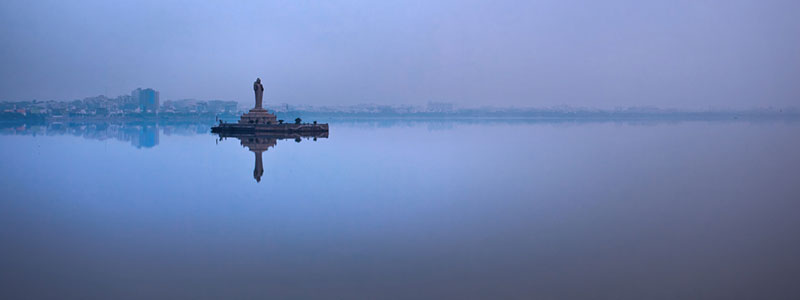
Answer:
[{"xmin": 215, "ymin": 132, "xmax": 328, "ymax": 182}]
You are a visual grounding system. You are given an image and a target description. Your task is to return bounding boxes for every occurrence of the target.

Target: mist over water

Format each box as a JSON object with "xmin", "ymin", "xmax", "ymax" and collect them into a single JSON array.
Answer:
[
  {"xmin": 2, "ymin": 0, "xmax": 799, "ymax": 108},
  {"xmin": 1, "ymin": 119, "xmax": 799, "ymax": 299}
]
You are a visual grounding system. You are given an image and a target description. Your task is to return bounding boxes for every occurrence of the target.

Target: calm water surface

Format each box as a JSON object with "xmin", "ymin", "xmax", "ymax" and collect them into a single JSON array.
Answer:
[{"xmin": 1, "ymin": 120, "xmax": 799, "ymax": 299}]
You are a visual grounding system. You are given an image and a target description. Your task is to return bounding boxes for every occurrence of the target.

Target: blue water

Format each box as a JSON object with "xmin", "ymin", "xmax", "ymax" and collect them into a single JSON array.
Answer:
[{"xmin": 1, "ymin": 120, "xmax": 799, "ymax": 299}]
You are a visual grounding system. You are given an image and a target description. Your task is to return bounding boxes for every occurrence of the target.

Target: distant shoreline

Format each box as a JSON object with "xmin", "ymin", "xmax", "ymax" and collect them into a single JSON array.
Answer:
[{"xmin": 2, "ymin": 111, "xmax": 798, "ymax": 127}]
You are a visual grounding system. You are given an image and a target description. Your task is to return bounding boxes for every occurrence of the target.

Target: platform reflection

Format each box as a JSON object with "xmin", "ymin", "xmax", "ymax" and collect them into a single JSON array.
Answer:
[{"xmin": 214, "ymin": 131, "xmax": 328, "ymax": 182}]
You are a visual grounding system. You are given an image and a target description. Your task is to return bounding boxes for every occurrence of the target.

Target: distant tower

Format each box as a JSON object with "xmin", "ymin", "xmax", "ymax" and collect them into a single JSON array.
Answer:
[{"xmin": 132, "ymin": 88, "xmax": 160, "ymax": 113}]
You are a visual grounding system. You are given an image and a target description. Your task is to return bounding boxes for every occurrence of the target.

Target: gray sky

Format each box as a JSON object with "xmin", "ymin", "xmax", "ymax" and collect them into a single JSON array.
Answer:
[{"xmin": 1, "ymin": 0, "xmax": 798, "ymax": 108}]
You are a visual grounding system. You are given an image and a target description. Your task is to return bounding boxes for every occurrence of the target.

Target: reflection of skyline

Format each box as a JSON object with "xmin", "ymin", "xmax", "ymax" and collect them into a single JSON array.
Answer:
[
  {"xmin": 132, "ymin": 125, "xmax": 159, "ymax": 148},
  {"xmin": 0, "ymin": 122, "xmax": 214, "ymax": 149},
  {"xmin": 0, "ymin": 116, "xmax": 800, "ymax": 142},
  {"xmin": 215, "ymin": 132, "xmax": 328, "ymax": 182},
  {"xmin": 5, "ymin": 116, "xmax": 789, "ymax": 149}
]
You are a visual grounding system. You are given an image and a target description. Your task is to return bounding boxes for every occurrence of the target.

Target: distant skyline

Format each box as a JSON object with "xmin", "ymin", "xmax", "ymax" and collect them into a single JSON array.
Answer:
[{"xmin": 1, "ymin": 0, "xmax": 799, "ymax": 109}]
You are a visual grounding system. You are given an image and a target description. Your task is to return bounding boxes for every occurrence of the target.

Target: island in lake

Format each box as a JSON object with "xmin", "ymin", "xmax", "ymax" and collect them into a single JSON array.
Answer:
[{"xmin": 211, "ymin": 78, "xmax": 329, "ymax": 135}]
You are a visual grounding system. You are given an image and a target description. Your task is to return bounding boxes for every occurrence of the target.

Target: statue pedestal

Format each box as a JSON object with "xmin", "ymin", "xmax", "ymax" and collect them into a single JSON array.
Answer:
[{"xmin": 238, "ymin": 108, "xmax": 278, "ymax": 125}]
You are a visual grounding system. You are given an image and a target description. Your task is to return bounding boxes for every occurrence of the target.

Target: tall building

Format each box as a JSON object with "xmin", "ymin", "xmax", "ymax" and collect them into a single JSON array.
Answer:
[{"xmin": 131, "ymin": 88, "xmax": 160, "ymax": 113}]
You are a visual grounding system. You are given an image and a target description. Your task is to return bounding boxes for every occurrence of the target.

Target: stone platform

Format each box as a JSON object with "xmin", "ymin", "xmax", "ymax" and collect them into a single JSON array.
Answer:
[
  {"xmin": 212, "ymin": 122, "xmax": 329, "ymax": 134},
  {"xmin": 238, "ymin": 108, "xmax": 278, "ymax": 125},
  {"xmin": 213, "ymin": 106, "xmax": 328, "ymax": 135}
]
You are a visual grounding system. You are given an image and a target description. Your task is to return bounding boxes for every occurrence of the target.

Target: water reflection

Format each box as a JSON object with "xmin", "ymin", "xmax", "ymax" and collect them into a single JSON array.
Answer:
[
  {"xmin": 3, "ymin": 117, "xmax": 795, "ymax": 150},
  {"xmin": 2, "ymin": 119, "xmax": 800, "ymax": 298},
  {"xmin": 0, "ymin": 122, "xmax": 212, "ymax": 149},
  {"xmin": 215, "ymin": 132, "xmax": 328, "ymax": 182}
]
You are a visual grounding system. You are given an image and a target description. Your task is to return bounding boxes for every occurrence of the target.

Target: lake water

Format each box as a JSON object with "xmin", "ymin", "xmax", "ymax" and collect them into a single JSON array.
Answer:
[{"xmin": 1, "ymin": 119, "xmax": 799, "ymax": 299}]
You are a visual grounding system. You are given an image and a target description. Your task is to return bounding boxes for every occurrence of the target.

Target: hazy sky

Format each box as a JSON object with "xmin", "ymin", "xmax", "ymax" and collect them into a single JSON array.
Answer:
[{"xmin": 1, "ymin": 0, "xmax": 798, "ymax": 108}]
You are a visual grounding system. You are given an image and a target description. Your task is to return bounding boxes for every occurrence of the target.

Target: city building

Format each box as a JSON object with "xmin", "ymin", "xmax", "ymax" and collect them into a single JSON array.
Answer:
[{"xmin": 132, "ymin": 88, "xmax": 160, "ymax": 113}]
